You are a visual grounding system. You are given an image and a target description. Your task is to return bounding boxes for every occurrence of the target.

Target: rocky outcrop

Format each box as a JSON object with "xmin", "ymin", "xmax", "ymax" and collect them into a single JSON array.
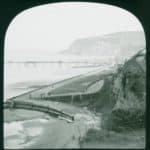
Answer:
[
  {"xmin": 85, "ymin": 49, "xmax": 146, "ymax": 130},
  {"xmin": 79, "ymin": 49, "xmax": 146, "ymax": 148},
  {"xmin": 101, "ymin": 49, "xmax": 146, "ymax": 130}
]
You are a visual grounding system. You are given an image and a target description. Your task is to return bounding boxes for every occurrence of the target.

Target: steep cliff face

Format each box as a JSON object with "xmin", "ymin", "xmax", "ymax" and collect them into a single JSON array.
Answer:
[
  {"xmin": 80, "ymin": 49, "xmax": 146, "ymax": 148},
  {"xmin": 102, "ymin": 49, "xmax": 146, "ymax": 130}
]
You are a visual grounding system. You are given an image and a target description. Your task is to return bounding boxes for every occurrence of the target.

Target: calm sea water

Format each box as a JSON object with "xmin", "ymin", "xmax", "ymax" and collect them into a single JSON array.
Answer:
[{"xmin": 4, "ymin": 62, "xmax": 101, "ymax": 100}]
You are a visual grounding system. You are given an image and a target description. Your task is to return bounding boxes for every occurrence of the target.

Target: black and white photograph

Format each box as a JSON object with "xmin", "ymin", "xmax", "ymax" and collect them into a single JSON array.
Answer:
[{"xmin": 3, "ymin": 2, "xmax": 146, "ymax": 149}]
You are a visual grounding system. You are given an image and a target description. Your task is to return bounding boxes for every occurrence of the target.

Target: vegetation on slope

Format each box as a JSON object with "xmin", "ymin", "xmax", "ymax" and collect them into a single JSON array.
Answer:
[
  {"xmin": 80, "ymin": 49, "xmax": 146, "ymax": 148},
  {"xmin": 86, "ymin": 49, "xmax": 146, "ymax": 130}
]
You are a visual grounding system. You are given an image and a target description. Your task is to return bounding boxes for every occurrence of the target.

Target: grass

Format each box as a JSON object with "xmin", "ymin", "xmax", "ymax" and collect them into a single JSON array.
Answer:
[{"xmin": 50, "ymin": 74, "xmax": 102, "ymax": 95}]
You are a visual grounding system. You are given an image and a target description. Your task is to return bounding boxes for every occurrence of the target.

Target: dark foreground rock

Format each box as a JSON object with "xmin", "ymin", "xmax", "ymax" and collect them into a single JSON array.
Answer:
[
  {"xmin": 80, "ymin": 49, "xmax": 146, "ymax": 148},
  {"xmin": 105, "ymin": 49, "xmax": 146, "ymax": 130},
  {"xmin": 89, "ymin": 49, "xmax": 146, "ymax": 130},
  {"xmin": 80, "ymin": 128, "xmax": 145, "ymax": 148}
]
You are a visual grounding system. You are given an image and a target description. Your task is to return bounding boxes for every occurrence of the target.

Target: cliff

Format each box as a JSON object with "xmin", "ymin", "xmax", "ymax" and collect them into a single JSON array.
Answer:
[
  {"xmin": 88, "ymin": 49, "xmax": 146, "ymax": 129},
  {"xmin": 61, "ymin": 31, "xmax": 145, "ymax": 59},
  {"xmin": 104, "ymin": 49, "xmax": 145, "ymax": 130}
]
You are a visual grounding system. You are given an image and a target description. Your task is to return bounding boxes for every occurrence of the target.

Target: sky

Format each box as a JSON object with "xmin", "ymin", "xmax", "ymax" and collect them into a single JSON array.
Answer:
[{"xmin": 5, "ymin": 2, "xmax": 144, "ymax": 61}]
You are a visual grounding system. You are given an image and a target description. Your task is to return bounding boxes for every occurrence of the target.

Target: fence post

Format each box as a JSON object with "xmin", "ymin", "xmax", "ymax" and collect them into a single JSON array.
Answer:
[
  {"xmin": 10, "ymin": 101, "xmax": 15, "ymax": 108},
  {"xmin": 71, "ymin": 95, "xmax": 74, "ymax": 105}
]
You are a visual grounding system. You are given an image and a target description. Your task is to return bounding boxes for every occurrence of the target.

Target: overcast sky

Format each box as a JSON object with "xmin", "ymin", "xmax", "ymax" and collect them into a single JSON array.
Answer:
[{"xmin": 5, "ymin": 2, "xmax": 144, "ymax": 60}]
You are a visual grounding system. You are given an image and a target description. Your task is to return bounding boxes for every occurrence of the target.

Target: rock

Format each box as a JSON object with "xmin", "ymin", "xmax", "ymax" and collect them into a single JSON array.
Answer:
[{"xmin": 104, "ymin": 49, "xmax": 146, "ymax": 130}]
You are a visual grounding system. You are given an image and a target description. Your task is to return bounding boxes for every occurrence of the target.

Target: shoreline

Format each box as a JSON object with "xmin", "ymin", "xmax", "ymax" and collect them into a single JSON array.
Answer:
[{"xmin": 4, "ymin": 106, "xmax": 101, "ymax": 149}]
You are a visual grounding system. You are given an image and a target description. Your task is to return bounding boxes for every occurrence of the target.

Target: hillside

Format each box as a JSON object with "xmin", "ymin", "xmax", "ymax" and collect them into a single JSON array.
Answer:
[
  {"xmin": 87, "ymin": 48, "xmax": 146, "ymax": 129},
  {"xmin": 80, "ymin": 48, "xmax": 146, "ymax": 148},
  {"xmin": 106, "ymin": 48, "xmax": 146, "ymax": 129},
  {"xmin": 61, "ymin": 31, "xmax": 145, "ymax": 59}
]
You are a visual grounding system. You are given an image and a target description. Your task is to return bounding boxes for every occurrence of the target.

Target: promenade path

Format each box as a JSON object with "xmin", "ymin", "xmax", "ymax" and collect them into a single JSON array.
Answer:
[{"xmin": 5, "ymin": 67, "xmax": 114, "ymax": 117}]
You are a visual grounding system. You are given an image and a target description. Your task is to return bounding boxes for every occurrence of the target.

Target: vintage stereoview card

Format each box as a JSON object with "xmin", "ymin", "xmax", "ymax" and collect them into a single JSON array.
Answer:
[{"xmin": 3, "ymin": 2, "xmax": 146, "ymax": 149}]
